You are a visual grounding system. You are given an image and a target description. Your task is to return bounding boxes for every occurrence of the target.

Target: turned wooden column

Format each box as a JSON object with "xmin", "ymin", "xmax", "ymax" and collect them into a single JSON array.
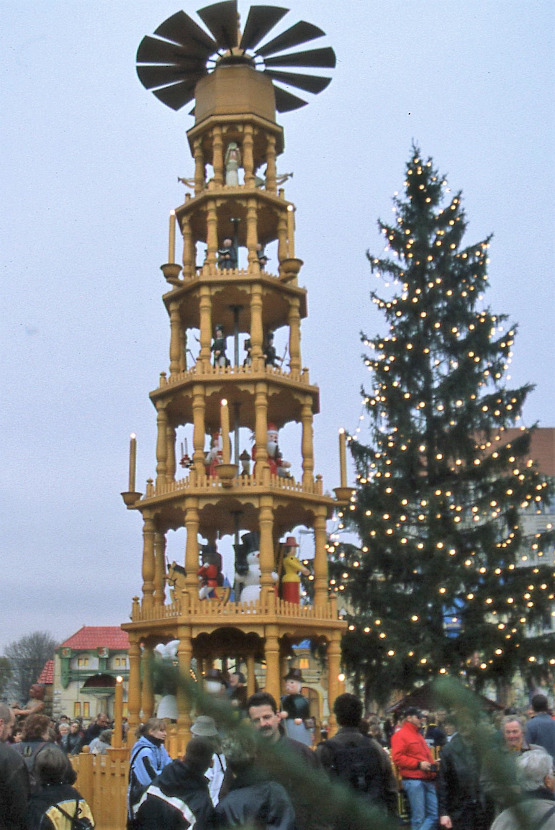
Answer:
[
  {"xmin": 180, "ymin": 327, "xmax": 187, "ymax": 372},
  {"xmin": 193, "ymin": 138, "xmax": 205, "ymax": 194},
  {"xmin": 259, "ymin": 497, "xmax": 274, "ymax": 594},
  {"xmin": 301, "ymin": 398, "xmax": 314, "ymax": 486},
  {"xmin": 192, "ymin": 384, "xmax": 206, "ymax": 476},
  {"xmin": 141, "ymin": 643, "xmax": 154, "ymax": 720},
  {"xmin": 264, "ymin": 624, "xmax": 280, "ymax": 703},
  {"xmin": 141, "ymin": 512, "xmax": 156, "ymax": 610},
  {"xmin": 288, "ymin": 297, "xmax": 302, "ymax": 375},
  {"xmin": 254, "ymin": 382, "xmax": 269, "ymax": 481},
  {"xmin": 155, "ymin": 402, "xmax": 168, "ymax": 485},
  {"xmin": 154, "ymin": 529, "xmax": 166, "ymax": 606},
  {"xmin": 327, "ymin": 632, "xmax": 342, "ymax": 735},
  {"xmin": 243, "ymin": 123, "xmax": 255, "ymax": 187},
  {"xmin": 277, "ymin": 213, "xmax": 287, "ymax": 272},
  {"xmin": 250, "ymin": 285, "xmax": 264, "ymax": 369},
  {"xmin": 206, "ymin": 199, "xmax": 218, "ymax": 268},
  {"xmin": 265, "ymin": 134, "xmax": 277, "ymax": 192},
  {"xmin": 246, "ymin": 654, "xmax": 256, "ymax": 696},
  {"xmin": 176, "ymin": 629, "xmax": 193, "ymax": 752},
  {"xmin": 169, "ymin": 302, "xmax": 182, "ymax": 376},
  {"xmin": 313, "ymin": 505, "xmax": 329, "ymax": 607},
  {"xmin": 184, "ymin": 497, "xmax": 200, "ymax": 592},
  {"xmin": 181, "ymin": 216, "xmax": 194, "ymax": 278},
  {"xmin": 246, "ymin": 197, "xmax": 258, "ymax": 268},
  {"xmin": 127, "ymin": 635, "xmax": 141, "ymax": 742},
  {"xmin": 166, "ymin": 424, "xmax": 176, "ymax": 482},
  {"xmin": 199, "ymin": 285, "xmax": 212, "ymax": 370},
  {"xmin": 212, "ymin": 125, "xmax": 224, "ymax": 187}
]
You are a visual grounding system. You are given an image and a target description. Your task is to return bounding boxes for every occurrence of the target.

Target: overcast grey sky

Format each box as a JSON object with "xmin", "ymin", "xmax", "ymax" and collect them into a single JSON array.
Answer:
[{"xmin": 1, "ymin": 1, "xmax": 553, "ymax": 652}]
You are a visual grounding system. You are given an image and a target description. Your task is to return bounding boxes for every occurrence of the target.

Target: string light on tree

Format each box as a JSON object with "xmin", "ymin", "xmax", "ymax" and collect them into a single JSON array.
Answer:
[{"xmin": 326, "ymin": 145, "xmax": 555, "ymax": 704}]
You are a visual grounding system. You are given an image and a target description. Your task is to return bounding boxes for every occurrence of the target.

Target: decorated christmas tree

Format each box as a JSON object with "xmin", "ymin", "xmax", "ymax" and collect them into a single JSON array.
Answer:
[{"xmin": 334, "ymin": 147, "xmax": 554, "ymax": 705}]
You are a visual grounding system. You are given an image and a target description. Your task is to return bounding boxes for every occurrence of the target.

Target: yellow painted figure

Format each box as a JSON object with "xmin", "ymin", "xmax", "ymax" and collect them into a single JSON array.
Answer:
[{"xmin": 281, "ymin": 537, "xmax": 310, "ymax": 604}]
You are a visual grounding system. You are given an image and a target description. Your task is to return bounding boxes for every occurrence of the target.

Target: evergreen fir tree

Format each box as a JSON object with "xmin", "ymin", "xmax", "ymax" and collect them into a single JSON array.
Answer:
[{"xmin": 335, "ymin": 147, "xmax": 554, "ymax": 705}]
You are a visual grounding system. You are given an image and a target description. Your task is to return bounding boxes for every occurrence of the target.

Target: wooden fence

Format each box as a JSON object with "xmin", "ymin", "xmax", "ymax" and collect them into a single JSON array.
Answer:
[{"xmin": 71, "ymin": 747, "xmax": 129, "ymax": 830}]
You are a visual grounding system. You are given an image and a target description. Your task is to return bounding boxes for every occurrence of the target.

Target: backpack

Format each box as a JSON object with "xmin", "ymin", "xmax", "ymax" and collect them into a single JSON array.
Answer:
[
  {"xmin": 13, "ymin": 740, "xmax": 48, "ymax": 793},
  {"xmin": 323, "ymin": 736, "xmax": 384, "ymax": 801},
  {"xmin": 128, "ymin": 745, "xmax": 151, "ymax": 820},
  {"xmin": 46, "ymin": 798, "xmax": 94, "ymax": 829}
]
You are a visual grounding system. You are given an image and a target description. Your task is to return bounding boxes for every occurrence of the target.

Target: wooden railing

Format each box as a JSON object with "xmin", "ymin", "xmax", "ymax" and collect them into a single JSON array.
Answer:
[
  {"xmin": 148, "ymin": 471, "xmax": 324, "ymax": 498},
  {"xmin": 130, "ymin": 595, "xmax": 339, "ymax": 624},
  {"xmin": 161, "ymin": 361, "xmax": 308, "ymax": 386}
]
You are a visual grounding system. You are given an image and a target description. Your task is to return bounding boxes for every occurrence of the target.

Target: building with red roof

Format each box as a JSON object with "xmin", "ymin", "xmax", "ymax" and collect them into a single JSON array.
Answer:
[
  {"xmin": 53, "ymin": 626, "xmax": 129, "ymax": 721},
  {"xmin": 37, "ymin": 659, "xmax": 54, "ymax": 685}
]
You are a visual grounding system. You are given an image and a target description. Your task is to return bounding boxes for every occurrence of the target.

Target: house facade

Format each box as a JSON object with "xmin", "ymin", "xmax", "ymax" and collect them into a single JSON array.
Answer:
[{"xmin": 52, "ymin": 626, "xmax": 129, "ymax": 721}]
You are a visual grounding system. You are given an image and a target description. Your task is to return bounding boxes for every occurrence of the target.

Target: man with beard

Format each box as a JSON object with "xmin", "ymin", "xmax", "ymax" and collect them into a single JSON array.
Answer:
[
  {"xmin": 245, "ymin": 691, "xmax": 326, "ymax": 830},
  {"xmin": 265, "ymin": 424, "xmax": 291, "ymax": 478}
]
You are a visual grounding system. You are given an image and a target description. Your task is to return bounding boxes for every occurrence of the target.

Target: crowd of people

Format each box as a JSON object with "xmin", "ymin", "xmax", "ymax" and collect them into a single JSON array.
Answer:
[
  {"xmin": 2, "ymin": 689, "xmax": 555, "ymax": 829},
  {"xmin": 126, "ymin": 690, "xmax": 555, "ymax": 830}
]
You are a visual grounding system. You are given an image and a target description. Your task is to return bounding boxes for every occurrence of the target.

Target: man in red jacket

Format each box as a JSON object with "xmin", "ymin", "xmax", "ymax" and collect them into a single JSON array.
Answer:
[{"xmin": 391, "ymin": 707, "xmax": 438, "ymax": 830}]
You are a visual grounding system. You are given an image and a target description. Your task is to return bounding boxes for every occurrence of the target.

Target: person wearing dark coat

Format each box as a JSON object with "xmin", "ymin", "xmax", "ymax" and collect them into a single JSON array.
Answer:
[
  {"xmin": 215, "ymin": 729, "xmax": 295, "ymax": 830},
  {"xmin": 490, "ymin": 748, "xmax": 555, "ymax": 830},
  {"xmin": 525, "ymin": 694, "xmax": 555, "ymax": 762},
  {"xmin": 437, "ymin": 718, "xmax": 490, "ymax": 830},
  {"xmin": 81, "ymin": 713, "xmax": 110, "ymax": 747},
  {"xmin": 135, "ymin": 737, "xmax": 216, "ymax": 829},
  {"xmin": 12, "ymin": 714, "xmax": 73, "ymax": 795},
  {"xmin": 25, "ymin": 744, "xmax": 94, "ymax": 829},
  {"xmin": 316, "ymin": 693, "xmax": 398, "ymax": 822},
  {"xmin": 244, "ymin": 691, "xmax": 326, "ymax": 830},
  {"xmin": 0, "ymin": 703, "xmax": 30, "ymax": 830},
  {"xmin": 61, "ymin": 721, "xmax": 84, "ymax": 756}
]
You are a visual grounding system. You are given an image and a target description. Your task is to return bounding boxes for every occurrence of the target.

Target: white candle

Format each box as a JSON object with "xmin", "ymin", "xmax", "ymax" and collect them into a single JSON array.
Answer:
[
  {"xmin": 129, "ymin": 433, "xmax": 137, "ymax": 492},
  {"xmin": 113, "ymin": 676, "xmax": 123, "ymax": 748},
  {"xmin": 287, "ymin": 204, "xmax": 295, "ymax": 258},
  {"xmin": 169, "ymin": 210, "xmax": 176, "ymax": 264},
  {"xmin": 221, "ymin": 400, "xmax": 230, "ymax": 464},
  {"xmin": 339, "ymin": 429, "xmax": 347, "ymax": 488}
]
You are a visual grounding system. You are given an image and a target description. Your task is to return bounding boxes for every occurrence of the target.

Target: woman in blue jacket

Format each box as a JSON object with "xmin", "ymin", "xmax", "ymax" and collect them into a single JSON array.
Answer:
[{"xmin": 128, "ymin": 718, "xmax": 171, "ymax": 826}]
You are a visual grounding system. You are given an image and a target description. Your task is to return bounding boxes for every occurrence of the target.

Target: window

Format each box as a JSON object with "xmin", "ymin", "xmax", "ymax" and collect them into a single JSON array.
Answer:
[
  {"xmin": 74, "ymin": 702, "xmax": 81, "ymax": 717},
  {"xmin": 77, "ymin": 657, "xmax": 89, "ymax": 668},
  {"xmin": 83, "ymin": 702, "xmax": 90, "ymax": 718}
]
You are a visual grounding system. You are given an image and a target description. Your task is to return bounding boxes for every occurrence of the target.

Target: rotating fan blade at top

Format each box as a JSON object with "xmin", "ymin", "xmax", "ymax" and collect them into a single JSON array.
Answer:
[
  {"xmin": 197, "ymin": 0, "xmax": 239, "ymax": 50},
  {"xmin": 239, "ymin": 5, "xmax": 289, "ymax": 52},
  {"xmin": 263, "ymin": 69, "xmax": 331, "ymax": 95},
  {"xmin": 254, "ymin": 20, "xmax": 325, "ymax": 58},
  {"xmin": 136, "ymin": 8, "xmax": 218, "ymax": 110},
  {"xmin": 264, "ymin": 46, "xmax": 336, "ymax": 69},
  {"xmin": 137, "ymin": 63, "xmax": 206, "ymax": 92},
  {"xmin": 136, "ymin": 3, "xmax": 336, "ymax": 113},
  {"xmin": 273, "ymin": 86, "xmax": 308, "ymax": 112},
  {"xmin": 153, "ymin": 10, "xmax": 217, "ymax": 57},
  {"xmin": 137, "ymin": 35, "xmax": 205, "ymax": 68},
  {"xmin": 153, "ymin": 78, "xmax": 200, "ymax": 111}
]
